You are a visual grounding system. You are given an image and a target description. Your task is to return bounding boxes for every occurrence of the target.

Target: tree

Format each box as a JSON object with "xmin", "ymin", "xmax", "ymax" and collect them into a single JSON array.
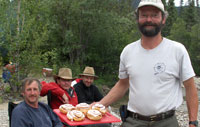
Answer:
[
  {"xmin": 182, "ymin": 0, "xmax": 198, "ymax": 31},
  {"xmin": 161, "ymin": 0, "xmax": 167, "ymax": 7},
  {"xmin": 46, "ymin": 0, "xmax": 136, "ymax": 76},
  {"xmin": 162, "ymin": 0, "xmax": 177, "ymax": 36},
  {"xmin": 168, "ymin": 18, "xmax": 190, "ymax": 48},
  {"xmin": 189, "ymin": 23, "xmax": 200, "ymax": 75},
  {"xmin": 179, "ymin": 0, "xmax": 184, "ymax": 17},
  {"xmin": 0, "ymin": 0, "xmax": 52, "ymax": 91}
]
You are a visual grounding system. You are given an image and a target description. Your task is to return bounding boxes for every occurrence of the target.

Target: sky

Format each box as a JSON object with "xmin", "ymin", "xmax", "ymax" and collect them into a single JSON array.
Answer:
[
  {"xmin": 173, "ymin": 0, "xmax": 199, "ymax": 6},
  {"xmin": 174, "ymin": 0, "xmax": 187, "ymax": 6}
]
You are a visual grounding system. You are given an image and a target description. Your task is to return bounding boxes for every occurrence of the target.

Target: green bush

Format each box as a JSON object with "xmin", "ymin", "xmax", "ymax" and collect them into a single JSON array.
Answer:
[
  {"xmin": 4, "ymin": 85, "xmax": 11, "ymax": 93},
  {"xmin": 0, "ymin": 96, "xmax": 2, "ymax": 103}
]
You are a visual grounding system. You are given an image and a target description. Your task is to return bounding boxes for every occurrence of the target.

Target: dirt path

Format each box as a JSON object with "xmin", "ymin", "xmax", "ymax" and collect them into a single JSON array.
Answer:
[{"xmin": 0, "ymin": 103, "xmax": 8, "ymax": 110}]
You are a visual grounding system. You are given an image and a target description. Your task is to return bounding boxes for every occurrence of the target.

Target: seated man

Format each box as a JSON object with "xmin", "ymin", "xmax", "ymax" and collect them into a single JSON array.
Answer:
[
  {"xmin": 40, "ymin": 68, "xmax": 78, "ymax": 109},
  {"xmin": 74, "ymin": 67, "xmax": 110, "ymax": 127},
  {"xmin": 74, "ymin": 66, "xmax": 103, "ymax": 104},
  {"xmin": 11, "ymin": 78, "xmax": 62, "ymax": 127}
]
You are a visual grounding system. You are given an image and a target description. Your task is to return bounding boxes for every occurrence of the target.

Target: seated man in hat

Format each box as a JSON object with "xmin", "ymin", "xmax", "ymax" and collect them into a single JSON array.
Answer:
[
  {"xmin": 74, "ymin": 67, "xmax": 110, "ymax": 127},
  {"xmin": 40, "ymin": 68, "xmax": 78, "ymax": 109},
  {"xmin": 74, "ymin": 66, "xmax": 103, "ymax": 104}
]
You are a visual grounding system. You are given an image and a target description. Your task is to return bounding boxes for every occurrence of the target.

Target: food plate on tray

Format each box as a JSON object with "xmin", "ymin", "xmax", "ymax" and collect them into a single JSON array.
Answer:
[{"xmin": 53, "ymin": 109, "xmax": 121, "ymax": 126}]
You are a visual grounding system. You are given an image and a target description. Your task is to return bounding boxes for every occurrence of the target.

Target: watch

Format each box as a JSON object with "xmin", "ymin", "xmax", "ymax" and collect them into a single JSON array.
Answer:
[{"xmin": 189, "ymin": 120, "xmax": 198, "ymax": 127}]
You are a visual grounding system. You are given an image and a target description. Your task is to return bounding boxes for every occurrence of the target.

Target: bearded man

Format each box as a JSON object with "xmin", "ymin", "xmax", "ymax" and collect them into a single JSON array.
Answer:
[{"xmin": 97, "ymin": 0, "xmax": 199, "ymax": 127}]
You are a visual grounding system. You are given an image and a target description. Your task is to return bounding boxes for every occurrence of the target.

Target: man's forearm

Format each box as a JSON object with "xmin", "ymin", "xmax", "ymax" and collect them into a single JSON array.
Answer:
[
  {"xmin": 100, "ymin": 78, "xmax": 129, "ymax": 107},
  {"xmin": 184, "ymin": 78, "xmax": 199, "ymax": 121}
]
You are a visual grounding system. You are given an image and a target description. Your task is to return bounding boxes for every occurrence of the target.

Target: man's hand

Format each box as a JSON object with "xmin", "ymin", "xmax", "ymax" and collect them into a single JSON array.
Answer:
[{"xmin": 62, "ymin": 93, "xmax": 69, "ymax": 104}]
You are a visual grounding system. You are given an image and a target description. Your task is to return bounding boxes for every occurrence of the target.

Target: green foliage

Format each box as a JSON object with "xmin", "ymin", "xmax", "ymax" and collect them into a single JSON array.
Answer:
[
  {"xmin": 168, "ymin": 18, "xmax": 190, "ymax": 47},
  {"xmin": 0, "ymin": 96, "xmax": 2, "ymax": 103},
  {"xmin": 4, "ymin": 85, "xmax": 11, "ymax": 93},
  {"xmin": 189, "ymin": 23, "xmax": 200, "ymax": 75},
  {"xmin": 0, "ymin": 0, "xmax": 53, "ymax": 91},
  {"xmin": 168, "ymin": 18, "xmax": 200, "ymax": 75},
  {"xmin": 45, "ymin": 0, "xmax": 136, "ymax": 75},
  {"xmin": 182, "ymin": 0, "xmax": 198, "ymax": 31},
  {"xmin": 162, "ymin": 0, "xmax": 178, "ymax": 36}
]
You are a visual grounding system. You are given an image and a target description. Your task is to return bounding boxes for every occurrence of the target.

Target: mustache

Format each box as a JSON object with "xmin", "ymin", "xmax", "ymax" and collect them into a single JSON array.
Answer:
[
  {"xmin": 141, "ymin": 22, "xmax": 157, "ymax": 27},
  {"xmin": 29, "ymin": 95, "xmax": 37, "ymax": 97}
]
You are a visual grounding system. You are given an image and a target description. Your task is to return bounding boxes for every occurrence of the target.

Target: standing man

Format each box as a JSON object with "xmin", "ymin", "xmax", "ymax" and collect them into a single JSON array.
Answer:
[
  {"xmin": 40, "ymin": 68, "xmax": 78, "ymax": 109},
  {"xmin": 74, "ymin": 66, "xmax": 103, "ymax": 104},
  {"xmin": 99, "ymin": 0, "xmax": 199, "ymax": 127},
  {"xmin": 11, "ymin": 78, "xmax": 63, "ymax": 127}
]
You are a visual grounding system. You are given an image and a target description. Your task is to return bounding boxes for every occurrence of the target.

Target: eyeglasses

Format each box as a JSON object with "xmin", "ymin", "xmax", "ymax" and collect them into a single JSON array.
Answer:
[{"xmin": 139, "ymin": 13, "xmax": 160, "ymax": 20}]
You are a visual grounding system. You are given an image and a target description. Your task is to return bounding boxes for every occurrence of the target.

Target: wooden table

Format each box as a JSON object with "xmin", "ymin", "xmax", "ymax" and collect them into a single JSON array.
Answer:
[{"xmin": 53, "ymin": 109, "xmax": 121, "ymax": 126}]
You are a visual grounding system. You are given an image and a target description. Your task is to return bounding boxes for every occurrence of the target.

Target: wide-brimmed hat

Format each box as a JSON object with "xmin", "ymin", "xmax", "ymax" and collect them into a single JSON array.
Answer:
[
  {"xmin": 79, "ymin": 66, "xmax": 98, "ymax": 79},
  {"xmin": 136, "ymin": 0, "xmax": 165, "ymax": 13},
  {"xmin": 53, "ymin": 68, "xmax": 74, "ymax": 81}
]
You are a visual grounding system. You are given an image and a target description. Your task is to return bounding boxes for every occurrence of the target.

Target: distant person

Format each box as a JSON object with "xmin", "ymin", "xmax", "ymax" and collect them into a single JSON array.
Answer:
[
  {"xmin": 5, "ymin": 61, "xmax": 16, "ymax": 74},
  {"xmin": 2, "ymin": 67, "xmax": 11, "ymax": 83},
  {"xmin": 74, "ymin": 66, "xmax": 103, "ymax": 104},
  {"xmin": 11, "ymin": 78, "xmax": 62, "ymax": 127},
  {"xmin": 97, "ymin": 0, "xmax": 199, "ymax": 127},
  {"xmin": 40, "ymin": 68, "xmax": 78, "ymax": 109},
  {"xmin": 2, "ymin": 61, "xmax": 15, "ymax": 83}
]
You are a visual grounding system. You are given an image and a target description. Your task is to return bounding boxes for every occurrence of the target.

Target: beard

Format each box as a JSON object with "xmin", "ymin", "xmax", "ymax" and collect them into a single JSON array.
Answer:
[{"xmin": 138, "ymin": 21, "xmax": 164, "ymax": 37}]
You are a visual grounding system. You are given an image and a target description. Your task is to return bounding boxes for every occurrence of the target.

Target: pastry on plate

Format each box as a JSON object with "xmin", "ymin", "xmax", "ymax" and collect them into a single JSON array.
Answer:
[
  {"xmin": 59, "ymin": 104, "xmax": 75, "ymax": 114},
  {"xmin": 92, "ymin": 103, "xmax": 106, "ymax": 115},
  {"xmin": 67, "ymin": 110, "xmax": 85, "ymax": 121},
  {"xmin": 86, "ymin": 109, "xmax": 102, "ymax": 121},
  {"xmin": 76, "ymin": 103, "xmax": 90, "ymax": 115}
]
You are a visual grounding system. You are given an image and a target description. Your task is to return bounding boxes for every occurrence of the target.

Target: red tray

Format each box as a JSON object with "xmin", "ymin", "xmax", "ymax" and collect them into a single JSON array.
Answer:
[{"xmin": 53, "ymin": 109, "xmax": 121, "ymax": 126}]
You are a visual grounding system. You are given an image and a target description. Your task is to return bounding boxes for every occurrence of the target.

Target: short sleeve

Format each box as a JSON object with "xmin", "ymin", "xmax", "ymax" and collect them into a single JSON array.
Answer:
[{"xmin": 179, "ymin": 45, "xmax": 195, "ymax": 82}]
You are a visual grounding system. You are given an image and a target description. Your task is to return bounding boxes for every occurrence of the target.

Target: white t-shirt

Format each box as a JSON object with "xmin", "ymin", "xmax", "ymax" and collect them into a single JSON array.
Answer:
[{"xmin": 119, "ymin": 38, "xmax": 195, "ymax": 116}]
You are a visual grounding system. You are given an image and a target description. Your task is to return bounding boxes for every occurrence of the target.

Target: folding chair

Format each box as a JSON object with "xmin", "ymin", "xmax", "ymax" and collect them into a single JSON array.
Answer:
[
  {"xmin": 47, "ymin": 90, "xmax": 52, "ymax": 108},
  {"xmin": 8, "ymin": 102, "xmax": 18, "ymax": 127}
]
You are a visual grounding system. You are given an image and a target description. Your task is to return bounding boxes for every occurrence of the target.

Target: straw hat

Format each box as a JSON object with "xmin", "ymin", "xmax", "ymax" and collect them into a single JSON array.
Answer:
[
  {"xmin": 53, "ymin": 68, "xmax": 74, "ymax": 81},
  {"xmin": 79, "ymin": 66, "xmax": 98, "ymax": 79}
]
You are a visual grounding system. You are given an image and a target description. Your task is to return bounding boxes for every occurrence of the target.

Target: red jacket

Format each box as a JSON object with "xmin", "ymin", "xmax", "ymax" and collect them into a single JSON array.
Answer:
[{"xmin": 40, "ymin": 81, "xmax": 78, "ymax": 109}]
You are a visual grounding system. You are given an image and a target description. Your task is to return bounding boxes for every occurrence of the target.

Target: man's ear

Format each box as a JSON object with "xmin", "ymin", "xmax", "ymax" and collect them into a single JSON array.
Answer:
[
  {"xmin": 162, "ymin": 19, "xmax": 166, "ymax": 24},
  {"xmin": 162, "ymin": 15, "xmax": 167, "ymax": 24}
]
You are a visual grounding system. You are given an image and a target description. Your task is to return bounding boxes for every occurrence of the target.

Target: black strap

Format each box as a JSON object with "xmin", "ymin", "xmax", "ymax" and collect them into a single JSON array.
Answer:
[
  {"xmin": 67, "ymin": 88, "xmax": 74, "ymax": 98},
  {"xmin": 119, "ymin": 105, "xmax": 128, "ymax": 122}
]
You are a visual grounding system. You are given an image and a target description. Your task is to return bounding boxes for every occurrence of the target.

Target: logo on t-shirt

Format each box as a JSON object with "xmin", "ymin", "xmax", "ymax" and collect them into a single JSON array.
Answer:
[{"xmin": 154, "ymin": 63, "xmax": 166, "ymax": 75}]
